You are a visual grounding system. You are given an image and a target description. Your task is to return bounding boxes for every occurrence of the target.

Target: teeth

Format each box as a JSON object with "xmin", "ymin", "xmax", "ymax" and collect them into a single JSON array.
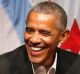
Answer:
[{"xmin": 31, "ymin": 47, "xmax": 42, "ymax": 51}]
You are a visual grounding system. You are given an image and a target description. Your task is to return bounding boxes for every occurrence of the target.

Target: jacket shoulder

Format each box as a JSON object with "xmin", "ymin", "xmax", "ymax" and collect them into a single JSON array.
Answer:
[
  {"xmin": 0, "ymin": 45, "xmax": 32, "ymax": 74},
  {"xmin": 56, "ymin": 48, "xmax": 79, "ymax": 74}
]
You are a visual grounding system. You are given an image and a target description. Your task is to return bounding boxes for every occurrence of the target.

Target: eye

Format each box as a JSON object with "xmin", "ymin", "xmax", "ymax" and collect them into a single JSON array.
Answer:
[
  {"xmin": 25, "ymin": 27, "xmax": 34, "ymax": 34},
  {"xmin": 39, "ymin": 30, "xmax": 51, "ymax": 36}
]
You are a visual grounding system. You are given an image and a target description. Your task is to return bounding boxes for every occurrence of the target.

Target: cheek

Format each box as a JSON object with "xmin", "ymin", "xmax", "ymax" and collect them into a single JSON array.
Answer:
[
  {"xmin": 43, "ymin": 37, "xmax": 55, "ymax": 45},
  {"xmin": 24, "ymin": 32, "xmax": 31, "ymax": 41},
  {"xmin": 44, "ymin": 36, "xmax": 60, "ymax": 48}
]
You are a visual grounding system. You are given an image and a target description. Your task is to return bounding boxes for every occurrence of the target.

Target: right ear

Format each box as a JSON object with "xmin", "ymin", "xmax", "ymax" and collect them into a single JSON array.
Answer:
[{"xmin": 59, "ymin": 29, "xmax": 69, "ymax": 44}]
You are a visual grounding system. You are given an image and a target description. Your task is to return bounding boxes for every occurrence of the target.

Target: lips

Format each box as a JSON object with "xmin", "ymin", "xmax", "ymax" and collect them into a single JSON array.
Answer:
[
  {"xmin": 26, "ymin": 41, "xmax": 47, "ymax": 54},
  {"xmin": 27, "ymin": 42, "xmax": 46, "ymax": 51}
]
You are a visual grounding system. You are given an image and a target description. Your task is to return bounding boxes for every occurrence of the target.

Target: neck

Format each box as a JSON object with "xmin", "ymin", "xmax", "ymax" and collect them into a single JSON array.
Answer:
[{"xmin": 33, "ymin": 53, "xmax": 56, "ymax": 72}]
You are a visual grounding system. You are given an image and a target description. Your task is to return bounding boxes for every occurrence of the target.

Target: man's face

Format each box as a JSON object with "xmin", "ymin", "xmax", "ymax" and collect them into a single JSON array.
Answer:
[{"xmin": 24, "ymin": 11, "xmax": 62, "ymax": 64}]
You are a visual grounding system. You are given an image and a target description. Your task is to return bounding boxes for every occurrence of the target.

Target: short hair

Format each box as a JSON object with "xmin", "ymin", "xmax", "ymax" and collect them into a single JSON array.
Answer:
[{"xmin": 27, "ymin": 1, "xmax": 67, "ymax": 32}]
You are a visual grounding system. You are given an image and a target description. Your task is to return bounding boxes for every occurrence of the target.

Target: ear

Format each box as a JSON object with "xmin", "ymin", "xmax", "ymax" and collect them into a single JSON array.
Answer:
[{"xmin": 59, "ymin": 29, "xmax": 69, "ymax": 44}]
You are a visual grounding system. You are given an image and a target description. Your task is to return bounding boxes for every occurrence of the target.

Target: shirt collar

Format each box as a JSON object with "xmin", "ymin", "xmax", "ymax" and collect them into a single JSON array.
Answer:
[
  {"xmin": 52, "ymin": 53, "xmax": 57, "ymax": 70},
  {"xmin": 31, "ymin": 53, "xmax": 57, "ymax": 74},
  {"xmin": 47, "ymin": 53, "xmax": 57, "ymax": 74}
]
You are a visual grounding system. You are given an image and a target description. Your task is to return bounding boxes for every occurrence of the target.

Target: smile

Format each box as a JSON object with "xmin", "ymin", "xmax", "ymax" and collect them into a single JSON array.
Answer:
[{"xmin": 31, "ymin": 47, "xmax": 44, "ymax": 51}]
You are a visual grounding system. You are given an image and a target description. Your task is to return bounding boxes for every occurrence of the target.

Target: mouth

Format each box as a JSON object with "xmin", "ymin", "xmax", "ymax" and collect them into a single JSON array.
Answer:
[
  {"xmin": 31, "ymin": 47, "xmax": 45, "ymax": 51},
  {"xmin": 26, "ymin": 42, "xmax": 48, "ymax": 55},
  {"xmin": 27, "ymin": 46, "xmax": 47, "ymax": 56},
  {"xmin": 26, "ymin": 42, "xmax": 46, "ymax": 52}
]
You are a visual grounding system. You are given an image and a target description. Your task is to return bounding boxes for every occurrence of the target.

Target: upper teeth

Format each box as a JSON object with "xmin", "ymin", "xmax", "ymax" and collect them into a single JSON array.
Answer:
[{"xmin": 31, "ymin": 47, "xmax": 42, "ymax": 51}]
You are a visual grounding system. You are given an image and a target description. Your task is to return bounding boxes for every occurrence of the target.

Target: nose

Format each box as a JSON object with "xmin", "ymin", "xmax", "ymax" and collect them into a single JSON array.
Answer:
[{"xmin": 29, "ymin": 32, "xmax": 41, "ymax": 46}]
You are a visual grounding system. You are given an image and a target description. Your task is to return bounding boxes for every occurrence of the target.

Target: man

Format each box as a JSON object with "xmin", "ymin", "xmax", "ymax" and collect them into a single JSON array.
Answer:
[{"xmin": 0, "ymin": 1, "xmax": 79, "ymax": 74}]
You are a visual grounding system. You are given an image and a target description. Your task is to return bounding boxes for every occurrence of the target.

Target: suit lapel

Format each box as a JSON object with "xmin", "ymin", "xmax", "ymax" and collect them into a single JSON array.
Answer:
[{"xmin": 14, "ymin": 46, "xmax": 33, "ymax": 74}]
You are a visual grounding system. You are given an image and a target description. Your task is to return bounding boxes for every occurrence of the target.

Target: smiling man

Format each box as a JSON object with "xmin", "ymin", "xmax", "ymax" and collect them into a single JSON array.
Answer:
[
  {"xmin": 0, "ymin": 1, "xmax": 79, "ymax": 74},
  {"xmin": 24, "ymin": 5, "xmax": 65, "ymax": 71}
]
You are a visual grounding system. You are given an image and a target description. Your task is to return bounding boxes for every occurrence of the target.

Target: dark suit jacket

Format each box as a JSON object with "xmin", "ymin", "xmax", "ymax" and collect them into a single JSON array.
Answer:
[
  {"xmin": 0, "ymin": 45, "xmax": 79, "ymax": 74},
  {"xmin": 65, "ymin": 56, "xmax": 80, "ymax": 74}
]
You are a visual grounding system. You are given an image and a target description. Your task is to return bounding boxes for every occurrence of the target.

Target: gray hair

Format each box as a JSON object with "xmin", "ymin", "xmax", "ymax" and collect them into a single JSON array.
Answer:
[{"xmin": 27, "ymin": 1, "xmax": 67, "ymax": 32}]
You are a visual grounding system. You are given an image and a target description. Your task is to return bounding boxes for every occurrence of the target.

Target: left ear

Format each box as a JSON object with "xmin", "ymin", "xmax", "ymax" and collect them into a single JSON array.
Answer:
[{"xmin": 59, "ymin": 29, "xmax": 69, "ymax": 44}]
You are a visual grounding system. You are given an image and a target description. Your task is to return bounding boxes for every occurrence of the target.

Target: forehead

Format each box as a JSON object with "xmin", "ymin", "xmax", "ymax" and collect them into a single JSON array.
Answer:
[
  {"xmin": 28, "ymin": 11, "xmax": 55, "ymax": 21},
  {"xmin": 27, "ymin": 12, "xmax": 57, "ymax": 31},
  {"xmin": 27, "ymin": 11, "xmax": 58, "ymax": 28}
]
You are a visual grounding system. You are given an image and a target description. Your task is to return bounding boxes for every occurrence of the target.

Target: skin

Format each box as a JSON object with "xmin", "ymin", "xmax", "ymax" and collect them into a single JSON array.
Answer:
[{"xmin": 24, "ymin": 11, "xmax": 68, "ymax": 71}]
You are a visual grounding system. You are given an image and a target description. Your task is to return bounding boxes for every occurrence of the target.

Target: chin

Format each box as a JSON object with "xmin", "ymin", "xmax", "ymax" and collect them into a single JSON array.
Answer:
[
  {"xmin": 31, "ymin": 58, "xmax": 43, "ymax": 64},
  {"xmin": 29, "ymin": 55, "xmax": 45, "ymax": 64}
]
